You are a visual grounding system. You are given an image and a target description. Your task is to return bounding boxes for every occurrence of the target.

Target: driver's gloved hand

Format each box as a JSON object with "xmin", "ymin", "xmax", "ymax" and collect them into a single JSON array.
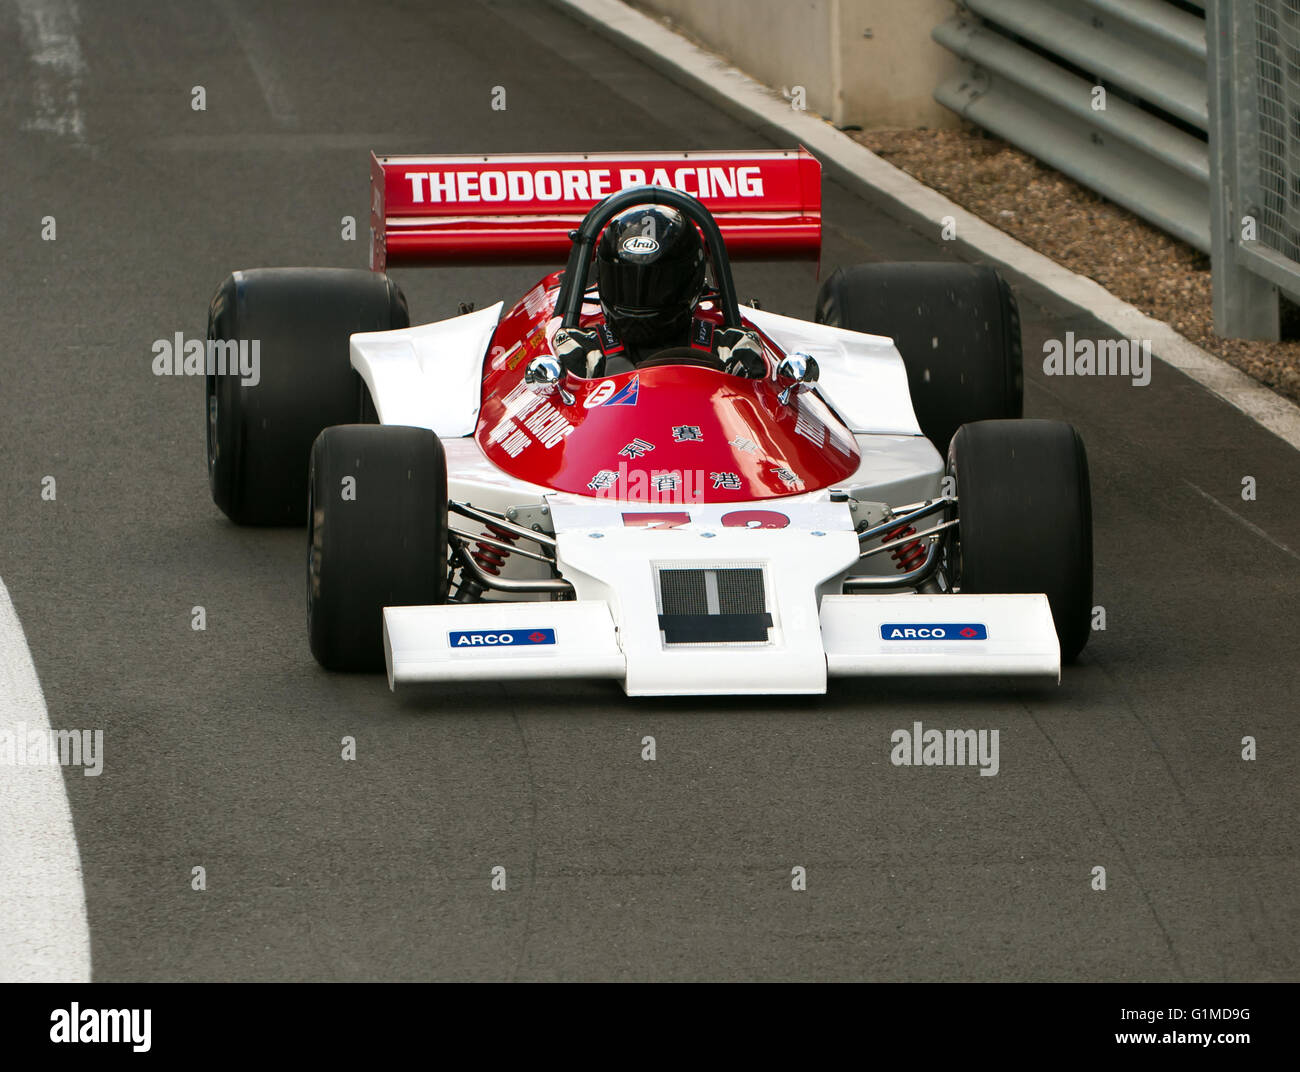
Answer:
[
  {"xmin": 553, "ymin": 327, "xmax": 606, "ymax": 379},
  {"xmin": 716, "ymin": 327, "xmax": 766, "ymax": 378}
]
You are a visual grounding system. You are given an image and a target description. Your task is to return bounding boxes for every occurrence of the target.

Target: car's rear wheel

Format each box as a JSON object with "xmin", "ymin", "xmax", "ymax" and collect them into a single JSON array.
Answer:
[
  {"xmin": 946, "ymin": 419, "xmax": 1093, "ymax": 661},
  {"xmin": 206, "ymin": 267, "xmax": 408, "ymax": 525},
  {"xmin": 815, "ymin": 262, "xmax": 1022, "ymax": 452},
  {"xmin": 308, "ymin": 424, "xmax": 449, "ymax": 672}
]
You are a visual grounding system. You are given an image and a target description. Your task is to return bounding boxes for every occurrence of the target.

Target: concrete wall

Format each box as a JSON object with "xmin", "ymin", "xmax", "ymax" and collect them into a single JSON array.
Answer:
[{"xmin": 628, "ymin": 0, "xmax": 962, "ymax": 129}]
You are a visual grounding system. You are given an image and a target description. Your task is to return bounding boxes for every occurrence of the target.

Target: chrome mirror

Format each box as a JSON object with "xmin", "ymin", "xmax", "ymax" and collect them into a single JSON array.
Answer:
[
  {"xmin": 776, "ymin": 351, "xmax": 819, "ymax": 405},
  {"xmin": 524, "ymin": 354, "xmax": 574, "ymax": 406}
]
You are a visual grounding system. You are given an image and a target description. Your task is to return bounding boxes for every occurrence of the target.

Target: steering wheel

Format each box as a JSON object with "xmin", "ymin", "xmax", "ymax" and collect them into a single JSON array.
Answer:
[{"xmin": 634, "ymin": 346, "xmax": 725, "ymax": 372}]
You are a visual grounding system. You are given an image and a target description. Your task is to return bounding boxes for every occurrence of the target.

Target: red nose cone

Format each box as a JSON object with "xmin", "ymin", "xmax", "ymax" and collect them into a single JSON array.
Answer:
[{"xmin": 477, "ymin": 364, "xmax": 859, "ymax": 502}]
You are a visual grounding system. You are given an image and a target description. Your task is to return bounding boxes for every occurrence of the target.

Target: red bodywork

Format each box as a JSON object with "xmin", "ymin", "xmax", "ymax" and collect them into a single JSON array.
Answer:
[
  {"xmin": 368, "ymin": 147, "xmax": 853, "ymax": 502},
  {"xmin": 474, "ymin": 275, "xmax": 861, "ymax": 504}
]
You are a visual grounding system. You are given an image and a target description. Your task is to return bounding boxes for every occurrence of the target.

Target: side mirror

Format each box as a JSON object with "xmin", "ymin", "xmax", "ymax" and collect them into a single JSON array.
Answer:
[
  {"xmin": 524, "ymin": 354, "xmax": 574, "ymax": 406},
  {"xmin": 776, "ymin": 351, "xmax": 819, "ymax": 405}
]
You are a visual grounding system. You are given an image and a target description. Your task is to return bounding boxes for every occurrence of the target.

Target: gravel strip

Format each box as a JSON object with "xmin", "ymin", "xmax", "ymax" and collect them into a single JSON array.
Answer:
[{"xmin": 853, "ymin": 126, "xmax": 1300, "ymax": 406}]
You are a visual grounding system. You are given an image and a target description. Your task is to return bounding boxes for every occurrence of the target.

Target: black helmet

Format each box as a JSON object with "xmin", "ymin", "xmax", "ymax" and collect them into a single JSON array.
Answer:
[{"xmin": 596, "ymin": 205, "xmax": 706, "ymax": 348}]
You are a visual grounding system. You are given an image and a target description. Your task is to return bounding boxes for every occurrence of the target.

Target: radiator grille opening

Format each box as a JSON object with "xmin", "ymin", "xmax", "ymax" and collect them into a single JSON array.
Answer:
[{"xmin": 656, "ymin": 566, "xmax": 772, "ymax": 645}]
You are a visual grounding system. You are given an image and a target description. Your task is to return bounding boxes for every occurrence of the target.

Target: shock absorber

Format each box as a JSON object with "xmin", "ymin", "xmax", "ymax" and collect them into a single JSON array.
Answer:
[
  {"xmin": 471, "ymin": 523, "xmax": 519, "ymax": 576},
  {"xmin": 882, "ymin": 522, "xmax": 928, "ymax": 572}
]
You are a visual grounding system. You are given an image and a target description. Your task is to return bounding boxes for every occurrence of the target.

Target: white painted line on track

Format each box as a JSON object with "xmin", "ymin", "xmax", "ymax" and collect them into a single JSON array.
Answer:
[
  {"xmin": 217, "ymin": 0, "xmax": 298, "ymax": 129},
  {"xmin": 551, "ymin": 0, "xmax": 1300, "ymax": 454},
  {"xmin": 1183, "ymin": 481, "xmax": 1300, "ymax": 564},
  {"xmin": 13, "ymin": 0, "xmax": 86, "ymax": 142},
  {"xmin": 0, "ymin": 577, "xmax": 92, "ymax": 981}
]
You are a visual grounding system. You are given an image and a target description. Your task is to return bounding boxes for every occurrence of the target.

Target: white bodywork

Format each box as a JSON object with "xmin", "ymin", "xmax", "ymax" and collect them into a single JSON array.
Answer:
[
  {"xmin": 350, "ymin": 302, "xmax": 504, "ymax": 435},
  {"xmin": 742, "ymin": 306, "xmax": 922, "ymax": 434},
  {"xmin": 356, "ymin": 310, "xmax": 1063, "ymax": 696},
  {"xmin": 383, "ymin": 497, "xmax": 1061, "ymax": 694},
  {"xmin": 820, "ymin": 594, "xmax": 1059, "ymax": 678},
  {"xmin": 350, "ymin": 302, "xmax": 922, "ymax": 438}
]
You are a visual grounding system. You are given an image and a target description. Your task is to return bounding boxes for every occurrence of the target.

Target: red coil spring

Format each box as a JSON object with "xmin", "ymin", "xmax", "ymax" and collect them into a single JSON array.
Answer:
[
  {"xmin": 471, "ymin": 523, "xmax": 519, "ymax": 576},
  {"xmin": 883, "ymin": 523, "xmax": 927, "ymax": 572}
]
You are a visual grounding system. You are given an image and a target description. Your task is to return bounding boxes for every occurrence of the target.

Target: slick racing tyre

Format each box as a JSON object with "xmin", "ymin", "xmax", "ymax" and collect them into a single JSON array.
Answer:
[
  {"xmin": 206, "ymin": 267, "xmax": 409, "ymax": 525},
  {"xmin": 307, "ymin": 424, "xmax": 448, "ymax": 672},
  {"xmin": 946, "ymin": 419, "xmax": 1093, "ymax": 662},
  {"xmin": 815, "ymin": 262, "xmax": 1022, "ymax": 452}
]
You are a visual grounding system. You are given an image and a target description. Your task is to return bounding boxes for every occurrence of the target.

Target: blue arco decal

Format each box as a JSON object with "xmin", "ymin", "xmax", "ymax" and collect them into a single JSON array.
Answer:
[
  {"xmin": 449, "ymin": 628, "xmax": 556, "ymax": 649},
  {"xmin": 880, "ymin": 623, "xmax": 988, "ymax": 641}
]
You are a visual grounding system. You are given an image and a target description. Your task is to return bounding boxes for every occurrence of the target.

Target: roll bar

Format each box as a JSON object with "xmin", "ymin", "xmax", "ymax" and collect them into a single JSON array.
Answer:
[{"xmin": 554, "ymin": 185, "xmax": 743, "ymax": 331}]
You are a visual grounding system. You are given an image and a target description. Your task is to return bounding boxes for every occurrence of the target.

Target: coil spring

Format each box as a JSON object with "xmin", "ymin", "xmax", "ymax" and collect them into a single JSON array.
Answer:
[
  {"xmin": 883, "ymin": 522, "xmax": 928, "ymax": 572},
  {"xmin": 471, "ymin": 523, "xmax": 519, "ymax": 576}
]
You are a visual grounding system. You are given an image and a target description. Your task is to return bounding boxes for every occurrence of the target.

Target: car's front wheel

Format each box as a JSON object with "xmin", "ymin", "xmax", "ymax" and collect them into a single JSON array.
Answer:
[
  {"xmin": 307, "ymin": 424, "xmax": 449, "ymax": 672},
  {"xmin": 946, "ymin": 419, "xmax": 1093, "ymax": 661}
]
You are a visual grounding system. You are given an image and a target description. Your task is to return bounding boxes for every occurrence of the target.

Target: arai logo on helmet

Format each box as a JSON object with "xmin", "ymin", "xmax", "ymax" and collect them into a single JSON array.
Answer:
[{"xmin": 621, "ymin": 235, "xmax": 659, "ymax": 255}]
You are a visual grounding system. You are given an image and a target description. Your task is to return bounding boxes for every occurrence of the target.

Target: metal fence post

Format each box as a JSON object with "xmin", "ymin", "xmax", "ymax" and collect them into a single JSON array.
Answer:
[{"xmin": 1209, "ymin": 0, "xmax": 1280, "ymax": 339}]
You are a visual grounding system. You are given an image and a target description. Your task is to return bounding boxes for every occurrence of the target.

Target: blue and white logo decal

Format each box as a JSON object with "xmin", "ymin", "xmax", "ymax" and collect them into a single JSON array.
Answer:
[
  {"xmin": 601, "ymin": 374, "xmax": 639, "ymax": 407},
  {"xmin": 880, "ymin": 623, "xmax": 988, "ymax": 641},
  {"xmin": 449, "ymin": 628, "xmax": 557, "ymax": 649}
]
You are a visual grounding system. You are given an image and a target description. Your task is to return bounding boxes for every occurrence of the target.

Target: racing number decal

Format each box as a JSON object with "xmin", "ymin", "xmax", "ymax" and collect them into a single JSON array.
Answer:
[
  {"xmin": 621, "ymin": 512, "xmax": 691, "ymax": 529},
  {"xmin": 719, "ymin": 510, "xmax": 790, "ymax": 529},
  {"xmin": 621, "ymin": 510, "xmax": 790, "ymax": 529}
]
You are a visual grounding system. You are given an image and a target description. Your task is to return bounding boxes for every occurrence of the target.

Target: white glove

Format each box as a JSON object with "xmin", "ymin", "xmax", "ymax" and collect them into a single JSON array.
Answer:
[{"xmin": 553, "ymin": 328, "xmax": 605, "ymax": 378}]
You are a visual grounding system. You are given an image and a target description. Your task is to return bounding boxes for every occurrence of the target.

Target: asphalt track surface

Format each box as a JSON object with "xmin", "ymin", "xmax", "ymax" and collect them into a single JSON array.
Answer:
[{"xmin": 0, "ymin": 0, "xmax": 1297, "ymax": 982}]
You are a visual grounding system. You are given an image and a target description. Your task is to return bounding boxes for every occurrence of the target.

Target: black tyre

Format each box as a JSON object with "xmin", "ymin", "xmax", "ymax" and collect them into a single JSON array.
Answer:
[
  {"xmin": 947, "ymin": 419, "xmax": 1093, "ymax": 662},
  {"xmin": 815, "ymin": 262, "xmax": 1022, "ymax": 451},
  {"xmin": 308, "ymin": 425, "xmax": 449, "ymax": 672},
  {"xmin": 206, "ymin": 267, "xmax": 409, "ymax": 525}
]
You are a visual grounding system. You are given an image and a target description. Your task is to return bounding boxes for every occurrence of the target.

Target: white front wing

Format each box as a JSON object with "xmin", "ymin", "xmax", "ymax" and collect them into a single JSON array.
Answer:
[{"xmin": 383, "ymin": 499, "xmax": 1061, "ymax": 695}]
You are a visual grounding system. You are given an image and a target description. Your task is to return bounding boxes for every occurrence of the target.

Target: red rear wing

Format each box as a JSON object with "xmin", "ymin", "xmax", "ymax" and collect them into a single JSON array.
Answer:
[{"xmin": 369, "ymin": 149, "xmax": 821, "ymax": 269}]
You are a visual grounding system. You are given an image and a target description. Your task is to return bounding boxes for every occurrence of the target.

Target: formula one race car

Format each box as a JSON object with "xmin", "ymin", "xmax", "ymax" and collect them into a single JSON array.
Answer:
[{"xmin": 204, "ymin": 149, "xmax": 1092, "ymax": 695}]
